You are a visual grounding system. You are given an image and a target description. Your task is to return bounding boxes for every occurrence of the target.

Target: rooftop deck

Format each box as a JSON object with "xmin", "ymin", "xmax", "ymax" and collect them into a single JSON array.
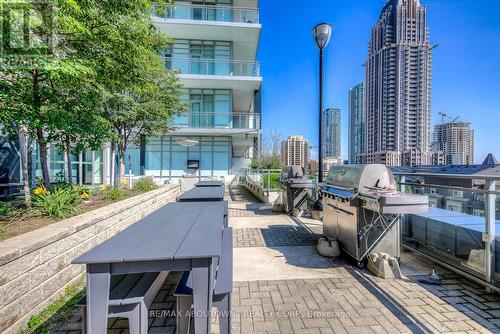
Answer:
[{"xmin": 53, "ymin": 185, "xmax": 500, "ymax": 333}]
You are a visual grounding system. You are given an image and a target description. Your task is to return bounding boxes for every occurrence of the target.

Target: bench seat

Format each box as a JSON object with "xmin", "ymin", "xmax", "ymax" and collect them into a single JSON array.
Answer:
[{"xmin": 79, "ymin": 271, "xmax": 168, "ymax": 334}]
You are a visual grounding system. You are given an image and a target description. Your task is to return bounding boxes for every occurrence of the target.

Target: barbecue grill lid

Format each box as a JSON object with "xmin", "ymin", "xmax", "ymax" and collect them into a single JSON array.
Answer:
[
  {"xmin": 325, "ymin": 164, "xmax": 396, "ymax": 194},
  {"xmin": 285, "ymin": 166, "xmax": 305, "ymax": 179}
]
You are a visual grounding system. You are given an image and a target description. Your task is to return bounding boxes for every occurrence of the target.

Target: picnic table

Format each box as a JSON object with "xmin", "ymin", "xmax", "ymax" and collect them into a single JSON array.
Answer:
[
  {"xmin": 178, "ymin": 185, "xmax": 225, "ymax": 202},
  {"xmin": 195, "ymin": 180, "xmax": 224, "ymax": 187},
  {"xmin": 73, "ymin": 202, "xmax": 226, "ymax": 334}
]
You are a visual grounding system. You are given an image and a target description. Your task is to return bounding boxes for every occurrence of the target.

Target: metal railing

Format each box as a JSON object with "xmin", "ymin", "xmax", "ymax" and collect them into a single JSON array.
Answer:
[
  {"xmin": 393, "ymin": 171, "xmax": 499, "ymax": 291},
  {"xmin": 174, "ymin": 112, "xmax": 260, "ymax": 130},
  {"xmin": 153, "ymin": 3, "xmax": 259, "ymax": 24},
  {"xmin": 242, "ymin": 168, "xmax": 282, "ymax": 191},
  {"xmin": 162, "ymin": 57, "xmax": 260, "ymax": 77}
]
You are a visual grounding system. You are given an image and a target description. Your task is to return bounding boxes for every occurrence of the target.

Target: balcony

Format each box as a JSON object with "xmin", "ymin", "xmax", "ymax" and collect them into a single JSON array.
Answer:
[
  {"xmin": 153, "ymin": 3, "xmax": 259, "ymax": 24},
  {"xmin": 173, "ymin": 112, "xmax": 260, "ymax": 133},
  {"xmin": 163, "ymin": 57, "xmax": 260, "ymax": 77},
  {"xmin": 152, "ymin": 4, "xmax": 261, "ymax": 61}
]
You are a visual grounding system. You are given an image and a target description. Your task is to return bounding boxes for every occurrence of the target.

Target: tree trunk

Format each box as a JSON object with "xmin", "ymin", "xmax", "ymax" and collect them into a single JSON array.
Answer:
[
  {"xmin": 65, "ymin": 135, "xmax": 72, "ymax": 184},
  {"xmin": 18, "ymin": 127, "xmax": 31, "ymax": 208},
  {"xmin": 32, "ymin": 70, "xmax": 50, "ymax": 189},
  {"xmin": 36, "ymin": 128, "xmax": 51, "ymax": 189},
  {"xmin": 118, "ymin": 150, "xmax": 126, "ymax": 186}
]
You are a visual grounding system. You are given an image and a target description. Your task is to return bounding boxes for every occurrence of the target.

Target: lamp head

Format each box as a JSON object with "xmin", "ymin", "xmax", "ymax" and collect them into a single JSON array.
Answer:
[{"xmin": 313, "ymin": 23, "xmax": 333, "ymax": 49}]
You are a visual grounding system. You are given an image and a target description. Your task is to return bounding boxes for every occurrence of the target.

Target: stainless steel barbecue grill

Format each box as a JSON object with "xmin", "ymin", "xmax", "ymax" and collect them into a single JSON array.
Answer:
[
  {"xmin": 319, "ymin": 164, "xmax": 428, "ymax": 264},
  {"xmin": 280, "ymin": 166, "xmax": 313, "ymax": 216}
]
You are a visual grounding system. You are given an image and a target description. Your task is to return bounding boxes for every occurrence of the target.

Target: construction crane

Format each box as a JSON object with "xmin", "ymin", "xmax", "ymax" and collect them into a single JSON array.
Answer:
[{"xmin": 438, "ymin": 111, "xmax": 460, "ymax": 124}]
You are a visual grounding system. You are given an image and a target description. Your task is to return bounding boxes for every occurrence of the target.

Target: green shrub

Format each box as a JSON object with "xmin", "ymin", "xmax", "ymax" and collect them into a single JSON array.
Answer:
[
  {"xmin": 133, "ymin": 178, "xmax": 157, "ymax": 193},
  {"xmin": 104, "ymin": 187, "xmax": 124, "ymax": 201},
  {"xmin": 33, "ymin": 188, "xmax": 82, "ymax": 219},
  {"xmin": 263, "ymin": 173, "xmax": 281, "ymax": 189},
  {"xmin": 0, "ymin": 201, "xmax": 13, "ymax": 216}
]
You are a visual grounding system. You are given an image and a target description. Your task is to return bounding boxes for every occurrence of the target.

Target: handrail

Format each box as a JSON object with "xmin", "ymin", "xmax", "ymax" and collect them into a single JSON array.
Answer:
[
  {"xmin": 392, "ymin": 171, "xmax": 500, "ymax": 181},
  {"xmin": 162, "ymin": 57, "xmax": 261, "ymax": 77},
  {"xmin": 162, "ymin": 57, "xmax": 259, "ymax": 65},
  {"xmin": 176, "ymin": 112, "xmax": 260, "ymax": 118},
  {"xmin": 173, "ymin": 112, "xmax": 260, "ymax": 129},
  {"xmin": 166, "ymin": 3, "xmax": 259, "ymax": 11},
  {"xmin": 153, "ymin": 3, "xmax": 260, "ymax": 24}
]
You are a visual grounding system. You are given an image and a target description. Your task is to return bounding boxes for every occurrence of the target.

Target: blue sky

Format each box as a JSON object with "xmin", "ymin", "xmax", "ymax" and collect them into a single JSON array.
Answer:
[{"xmin": 257, "ymin": 0, "xmax": 500, "ymax": 163}]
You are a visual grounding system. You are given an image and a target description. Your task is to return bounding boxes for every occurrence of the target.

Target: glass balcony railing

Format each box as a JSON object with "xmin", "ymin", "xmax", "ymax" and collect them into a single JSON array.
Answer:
[
  {"xmin": 393, "ymin": 172, "xmax": 500, "ymax": 290},
  {"xmin": 153, "ymin": 3, "xmax": 259, "ymax": 24},
  {"xmin": 173, "ymin": 112, "xmax": 260, "ymax": 130},
  {"xmin": 163, "ymin": 57, "xmax": 260, "ymax": 77}
]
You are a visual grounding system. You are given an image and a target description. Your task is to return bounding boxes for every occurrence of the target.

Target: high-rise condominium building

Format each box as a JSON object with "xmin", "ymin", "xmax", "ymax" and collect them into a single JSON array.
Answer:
[
  {"xmin": 323, "ymin": 108, "xmax": 341, "ymax": 158},
  {"xmin": 434, "ymin": 122, "xmax": 474, "ymax": 165},
  {"xmin": 146, "ymin": 0, "xmax": 262, "ymax": 178},
  {"xmin": 281, "ymin": 136, "xmax": 310, "ymax": 169},
  {"xmin": 361, "ymin": 0, "xmax": 433, "ymax": 166},
  {"xmin": 348, "ymin": 83, "xmax": 365, "ymax": 164}
]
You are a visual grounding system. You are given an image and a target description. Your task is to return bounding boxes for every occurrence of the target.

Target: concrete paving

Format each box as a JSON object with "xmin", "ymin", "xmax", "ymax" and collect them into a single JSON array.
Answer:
[{"xmin": 234, "ymin": 246, "xmax": 341, "ymax": 282}]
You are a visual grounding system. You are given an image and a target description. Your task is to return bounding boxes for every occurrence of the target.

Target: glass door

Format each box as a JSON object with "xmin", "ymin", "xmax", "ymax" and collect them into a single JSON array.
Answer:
[
  {"xmin": 191, "ymin": 1, "xmax": 204, "ymax": 20},
  {"xmin": 190, "ymin": 91, "xmax": 202, "ymax": 127}
]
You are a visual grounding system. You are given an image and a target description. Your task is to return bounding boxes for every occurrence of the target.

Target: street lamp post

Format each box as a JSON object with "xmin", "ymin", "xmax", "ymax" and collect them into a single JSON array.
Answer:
[{"xmin": 313, "ymin": 23, "xmax": 332, "ymax": 183}]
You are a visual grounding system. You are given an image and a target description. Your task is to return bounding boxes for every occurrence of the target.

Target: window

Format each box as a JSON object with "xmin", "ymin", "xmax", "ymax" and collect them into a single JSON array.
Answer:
[
  {"xmin": 143, "ymin": 136, "xmax": 231, "ymax": 178},
  {"xmin": 165, "ymin": 40, "xmax": 231, "ymax": 75},
  {"xmin": 145, "ymin": 138, "xmax": 162, "ymax": 176},
  {"xmin": 176, "ymin": 89, "xmax": 232, "ymax": 128}
]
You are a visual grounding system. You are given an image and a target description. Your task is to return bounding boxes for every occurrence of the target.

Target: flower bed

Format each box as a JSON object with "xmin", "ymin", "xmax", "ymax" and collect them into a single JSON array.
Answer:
[{"xmin": 0, "ymin": 177, "xmax": 160, "ymax": 240}]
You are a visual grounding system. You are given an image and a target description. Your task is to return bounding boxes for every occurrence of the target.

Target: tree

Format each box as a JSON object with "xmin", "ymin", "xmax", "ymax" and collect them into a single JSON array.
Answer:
[
  {"xmin": 49, "ymin": 73, "xmax": 109, "ymax": 183},
  {"xmin": 0, "ymin": 0, "xmax": 109, "ymax": 188},
  {"xmin": 102, "ymin": 69, "xmax": 185, "ymax": 180},
  {"xmin": 262, "ymin": 128, "xmax": 283, "ymax": 158},
  {"xmin": 74, "ymin": 0, "xmax": 186, "ymax": 181},
  {"xmin": 251, "ymin": 129, "xmax": 284, "ymax": 170}
]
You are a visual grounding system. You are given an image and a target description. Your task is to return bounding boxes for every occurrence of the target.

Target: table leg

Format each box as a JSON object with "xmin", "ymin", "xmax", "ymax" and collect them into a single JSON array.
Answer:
[
  {"xmin": 86, "ymin": 263, "xmax": 110, "ymax": 334},
  {"xmin": 192, "ymin": 258, "xmax": 214, "ymax": 334}
]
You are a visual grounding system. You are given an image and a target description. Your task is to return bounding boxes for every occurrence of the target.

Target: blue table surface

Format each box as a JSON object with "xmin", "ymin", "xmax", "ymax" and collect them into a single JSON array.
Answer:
[{"xmin": 72, "ymin": 202, "xmax": 226, "ymax": 264}]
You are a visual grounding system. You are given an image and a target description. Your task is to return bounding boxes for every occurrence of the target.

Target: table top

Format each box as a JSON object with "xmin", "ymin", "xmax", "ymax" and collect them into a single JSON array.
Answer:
[
  {"xmin": 177, "ymin": 186, "xmax": 225, "ymax": 202},
  {"xmin": 195, "ymin": 180, "xmax": 224, "ymax": 187},
  {"xmin": 72, "ymin": 202, "xmax": 226, "ymax": 264}
]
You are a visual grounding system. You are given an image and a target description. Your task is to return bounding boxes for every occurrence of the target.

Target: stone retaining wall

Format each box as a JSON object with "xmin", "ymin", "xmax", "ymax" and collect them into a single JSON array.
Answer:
[{"xmin": 0, "ymin": 184, "xmax": 180, "ymax": 334}]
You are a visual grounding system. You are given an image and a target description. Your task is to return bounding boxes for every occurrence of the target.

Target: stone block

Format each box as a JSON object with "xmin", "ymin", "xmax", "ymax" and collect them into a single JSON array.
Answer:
[
  {"xmin": 0, "ymin": 273, "xmax": 29, "ymax": 307},
  {"xmin": 0, "ymin": 302, "xmax": 21, "ymax": 333}
]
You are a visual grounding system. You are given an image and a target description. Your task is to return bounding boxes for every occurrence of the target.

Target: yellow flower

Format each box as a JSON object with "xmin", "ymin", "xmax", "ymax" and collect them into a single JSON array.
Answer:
[
  {"xmin": 100, "ymin": 185, "xmax": 109, "ymax": 191},
  {"xmin": 34, "ymin": 187, "xmax": 44, "ymax": 196},
  {"xmin": 81, "ymin": 192, "xmax": 90, "ymax": 200}
]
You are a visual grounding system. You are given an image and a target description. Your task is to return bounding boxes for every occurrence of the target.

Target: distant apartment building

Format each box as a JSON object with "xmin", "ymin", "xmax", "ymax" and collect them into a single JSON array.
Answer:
[
  {"xmin": 322, "ymin": 108, "xmax": 341, "ymax": 158},
  {"xmin": 433, "ymin": 122, "xmax": 474, "ymax": 165},
  {"xmin": 281, "ymin": 136, "xmax": 310, "ymax": 169},
  {"xmin": 348, "ymin": 83, "xmax": 365, "ymax": 164},
  {"xmin": 361, "ymin": 0, "xmax": 433, "ymax": 166},
  {"xmin": 147, "ymin": 0, "xmax": 262, "ymax": 178},
  {"xmin": 307, "ymin": 159, "xmax": 318, "ymax": 175},
  {"xmin": 323, "ymin": 157, "xmax": 344, "ymax": 172}
]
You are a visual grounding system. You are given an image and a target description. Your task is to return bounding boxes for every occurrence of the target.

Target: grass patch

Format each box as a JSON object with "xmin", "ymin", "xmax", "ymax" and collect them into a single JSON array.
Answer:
[{"xmin": 22, "ymin": 280, "xmax": 85, "ymax": 334}]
